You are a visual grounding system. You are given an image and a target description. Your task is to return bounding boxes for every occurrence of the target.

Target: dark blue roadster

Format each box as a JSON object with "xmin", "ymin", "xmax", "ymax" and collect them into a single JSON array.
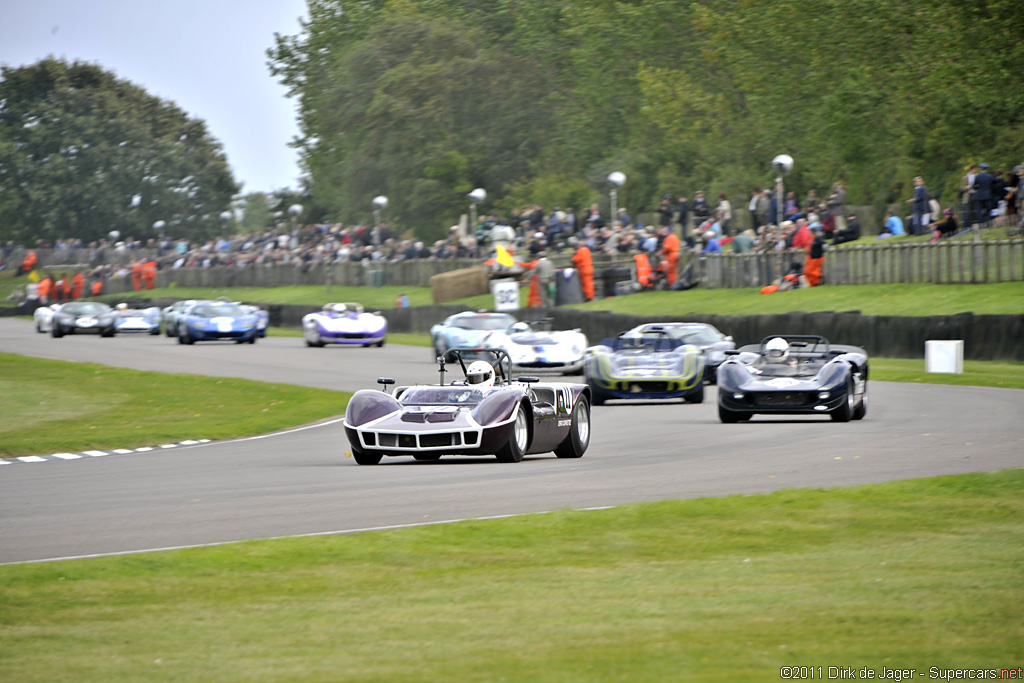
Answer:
[{"xmin": 716, "ymin": 335, "xmax": 868, "ymax": 423}]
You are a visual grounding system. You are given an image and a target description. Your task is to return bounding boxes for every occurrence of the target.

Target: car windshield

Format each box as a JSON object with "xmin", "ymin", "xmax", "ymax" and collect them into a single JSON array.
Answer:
[
  {"xmin": 191, "ymin": 304, "xmax": 245, "ymax": 317},
  {"xmin": 752, "ymin": 356, "xmax": 827, "ymax": 378},
  {"xmin": 657, "ymin": 326, "xmax": 721, "ymax": 344},
  {"xmin": 61, "ymin": 303, "xmax": 109, "ymax": 315},
  {"xmin": 451, "ymin": 315, "xmax": 515, "ymax": 331},
  {"xmin": 399, "ymin": 387, "xmax": 486, "ymax": 406}
]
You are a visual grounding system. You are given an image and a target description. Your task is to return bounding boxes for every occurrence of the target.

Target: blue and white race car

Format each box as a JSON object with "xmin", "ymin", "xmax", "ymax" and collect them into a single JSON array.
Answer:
[
  {"xmin": 430, "ymin": 311, "xmax": 519, "ymax": 360},
  {"xmin": 302, "ymin": 302, "xmax": 387, "ymax": 347},
  {"xmin": 113, "ymin": 302, "xmax": 162, "ymax": 335},
  {"xmin": 175, "ymin": 300, "xmax": 260, "ymax": 344}
]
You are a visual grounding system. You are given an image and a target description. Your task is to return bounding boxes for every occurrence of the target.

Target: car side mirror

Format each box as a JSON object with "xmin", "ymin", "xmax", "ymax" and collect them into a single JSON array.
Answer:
[
  {"xmin": 724, "ymin": 350, "xmax": 740, "ymax": 356},
  {"xmin": 518, "ymin": 376, "xmax": 540, "ymax": 384},
  {"xmin": 377, "ymin": 377, "xmax": 396, "ymax": 393}
]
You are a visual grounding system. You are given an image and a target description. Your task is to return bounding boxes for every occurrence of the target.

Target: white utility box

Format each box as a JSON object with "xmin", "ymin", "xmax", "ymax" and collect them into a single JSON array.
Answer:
[{"xmin": 925, "ymin": 340, "xmax": 964, "ymax": 374}]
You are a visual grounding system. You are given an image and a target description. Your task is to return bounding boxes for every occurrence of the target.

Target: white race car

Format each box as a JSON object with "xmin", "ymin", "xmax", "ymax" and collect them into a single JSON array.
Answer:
[
  {"xmin": 483, "ymin": 319, "xmax": 588, "ymax": 375},
  {"xmin": 302, "ymin": 302, "xmax": 387, "ymax": 347},
  {"xmin": 113, "ymin": 302, "xmax": 162, "ymax": 335},
  {"xmin": 33, "ymin": 303, "xmax": 62, "ymax": 333}
]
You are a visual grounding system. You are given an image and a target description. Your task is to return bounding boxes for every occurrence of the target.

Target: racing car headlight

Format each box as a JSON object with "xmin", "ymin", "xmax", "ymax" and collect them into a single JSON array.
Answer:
[
  {"xmin": 817, "ymin": 391, "xmax": 831, "ymax": 400},
  {"xmin": 571, "ymin": 345, "xmax": 582, "ymax": 355},
  {"xmin": 732, "ymin": 393, "xmax": 744, "ymax": 400},
  {"xmin": 345, "ymin": 390, "xmax": 401, "ymax": 427}
]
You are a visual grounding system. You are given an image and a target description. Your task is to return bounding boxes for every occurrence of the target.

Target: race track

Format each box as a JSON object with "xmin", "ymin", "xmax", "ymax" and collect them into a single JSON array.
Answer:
[{"xmin": 1, "ymin": 318, "xmax": 1022, "ymax": 564}]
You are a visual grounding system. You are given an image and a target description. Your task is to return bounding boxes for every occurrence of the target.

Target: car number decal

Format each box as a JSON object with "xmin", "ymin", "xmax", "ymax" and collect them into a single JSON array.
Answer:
[{"xmin": 764, "ymin": 378, "xmax": 801, "ymax": 388}]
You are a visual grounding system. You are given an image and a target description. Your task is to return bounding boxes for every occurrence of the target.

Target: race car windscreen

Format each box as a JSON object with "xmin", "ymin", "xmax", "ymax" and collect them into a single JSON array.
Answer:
[
  {"xmin": 60, "ymin": 302, "xmax": 110, "ymax": 315},
  {"xmin": 452, "ymin": 315, "xmax": 515, "ymax": 331},
  {"xmin": 399, "ymin": 387, "xmax": 486, "ymax": 406},
  {"xmin": 662, "ymin": 326, "xmax": 722, "ymax": 344},
  {"xmin": 191, "ymin": 304, "xmax": 246, "ymax": 317}
]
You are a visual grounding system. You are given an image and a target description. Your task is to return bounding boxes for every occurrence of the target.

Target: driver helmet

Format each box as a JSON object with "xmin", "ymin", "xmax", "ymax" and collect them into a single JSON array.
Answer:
[
  {"xmin": 765, "ymin": 337, "xmax": 790, "ymax": 362},
  {"xmin": 621, "ymin": 330, "xmax": 644, "ymax": 348},
  {"xmin": 510, "ymin": 322, "xmax": 530, "ymax": 333},
  {"xmin": 331, "ymin": 303, "xmax": 347, "ymax": 314},
  {"xmin": 465, "ymin": 361, "xmax": 496, "ymax": 390},
  {"xmin": 116, "ymin": 302, "xmax": 128, "ymax": 310}
]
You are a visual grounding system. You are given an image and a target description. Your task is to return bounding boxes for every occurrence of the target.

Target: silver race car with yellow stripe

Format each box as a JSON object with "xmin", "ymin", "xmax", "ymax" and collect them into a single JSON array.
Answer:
[{"xmin": 583, "ymin": 328, "xmax": 705, "ymax": 405}]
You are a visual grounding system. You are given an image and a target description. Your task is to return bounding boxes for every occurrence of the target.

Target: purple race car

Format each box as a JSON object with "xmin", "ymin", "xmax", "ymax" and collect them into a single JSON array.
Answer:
[{"xmin": 302, "ymin": 302, "xmax": 387, "ymax": 347}]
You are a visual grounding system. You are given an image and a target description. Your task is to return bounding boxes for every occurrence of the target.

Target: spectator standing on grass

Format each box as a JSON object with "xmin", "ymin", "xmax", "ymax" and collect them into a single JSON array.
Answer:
[
  {"xmin": 827, "ymin": 182, "xmax": 847, "ymax": 235},
  {"xmin": 716, "ymin": 193, "xmax": 732, "ymax": 236},
  {"xmin": 959, "ymin": 164, "xmax": 977, "ymax": 227},
  {"xmin": 657, "ymin": 196, "xmax": 674, "ymax": 228},
  {"xmin": 907, "ymin": 176, "xmax": 931, "ymax": 236},
  {"xmin": 677, "ymin": 196, "xmax": 689, "ymax": 239},
  {"xmin": 692, "ymin": 191, "xmax": 711, "ymax": 227},
  {"xmin": 972, "ymin": 164, "xmax": 996, "ymax": 229}
]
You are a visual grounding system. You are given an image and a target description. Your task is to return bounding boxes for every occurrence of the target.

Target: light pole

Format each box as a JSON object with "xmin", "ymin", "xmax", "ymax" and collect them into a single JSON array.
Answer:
[
  {"xmin": 771, "ymin": 154, "xmax": 793, "ymax": 226},
  {"xmin": 287, "ymin": 203, "xmax": 303, "ymax": 233},
  {"xmin": 372, "ymin": 195, "xmax": 388, "ymax": 246},
  {"xmin": 607, "ymin": 171, "xmax": 626, "ymax": 225},
  {"xmin": 468, "ymin": 188, "xmax": 486, "ymax": 239}
]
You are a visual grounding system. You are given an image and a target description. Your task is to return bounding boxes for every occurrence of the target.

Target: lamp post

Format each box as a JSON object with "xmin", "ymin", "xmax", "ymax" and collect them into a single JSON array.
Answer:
[
  {"xmin": 287, "ymin": 203, "xmax": 303, "ymax": 230},
  {"xmin": 771, "ymin": 154, "xmax": 793, "ymax": 226},
  {"xmin": 607, "ymin": 171, "xmax": 626, "ymax": 225},
  {"xmin": 372, "ymin": 195, "xmax": 388, "ymax": 246},
  {"xmin": 468, "ymin": 188, "xmax": 487, "ymax": 239}
]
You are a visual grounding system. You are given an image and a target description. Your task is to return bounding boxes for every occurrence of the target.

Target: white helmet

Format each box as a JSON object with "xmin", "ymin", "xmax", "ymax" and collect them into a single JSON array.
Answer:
[
  {"xmin": 116, "ymin": 302, "xmax": 128, "ymax": 310},
  {"xmin": 765, "ymin": 337, "xmax": 789, "ymax": 362},
  {"xmin": 465, "ymin": 361, "xmax": 496, "ymax": 390}
]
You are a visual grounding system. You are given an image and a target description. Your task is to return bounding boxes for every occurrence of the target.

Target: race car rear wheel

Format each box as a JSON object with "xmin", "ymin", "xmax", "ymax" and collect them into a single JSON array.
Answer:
[
  {"xmin": 555, "ymin": 396, "xmax": 590, "ymax": 459},
  {"xmin": 830, "ymin": 378, "xmax": 854, "ymax": 422},
  {"xmin": 495, "ymin": 403, "xmax": 528, "ymax": 463},
  {"xmin": 51, "ymin": 326, "xmax": 64, "ymax": 338}
]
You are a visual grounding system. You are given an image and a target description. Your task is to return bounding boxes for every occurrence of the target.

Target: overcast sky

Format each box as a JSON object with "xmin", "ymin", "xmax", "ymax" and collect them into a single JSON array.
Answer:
[{"xmin": 0, "ymin": 0, "xmax": 309, "ymax": 195}]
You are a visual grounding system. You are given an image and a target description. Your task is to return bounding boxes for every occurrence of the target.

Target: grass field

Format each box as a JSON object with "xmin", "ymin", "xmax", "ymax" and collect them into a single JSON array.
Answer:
[
  {"xmin": 1, "ymin": 470, "xmax": 1020, "ymax": 681},
  {"xmin": 0, "ymin": 353, "xmax": 348, "ymax": 457}
]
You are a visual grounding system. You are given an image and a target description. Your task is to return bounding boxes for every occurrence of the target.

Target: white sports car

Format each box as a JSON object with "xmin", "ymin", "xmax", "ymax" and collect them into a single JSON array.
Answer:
[
  {"xmin": 34, "ymin": 303, "xmax": 62, "ymax": 333},
  {"xmin": 113, "ymin": 303, "xmax": 162, "ymax": 335},
  {"xmin": 302, "ymin": 302, "xmax": 387, "ymax": 347},
  {"xmin": 484, "ymin": 319, "xmax": 588, "ymax": 375}
]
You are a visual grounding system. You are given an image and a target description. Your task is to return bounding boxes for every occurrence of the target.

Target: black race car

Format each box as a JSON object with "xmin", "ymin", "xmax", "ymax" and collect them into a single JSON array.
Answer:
[
  {"xmin": 50, "ymin": 302, "xmax": 117, "ymax": 338},
  {"xmin": 716, "ymin": 335, "xmax": 868, "ymax": 423},
  {"xmin": 343, "ymin": 348, "xmax": 592, "ymax": 465}
]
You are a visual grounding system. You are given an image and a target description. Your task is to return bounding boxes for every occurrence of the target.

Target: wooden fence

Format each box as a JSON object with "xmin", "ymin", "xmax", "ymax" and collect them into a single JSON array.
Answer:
[
  {"xmin": 58, "ymin": 238, "xmax": 1024, "ymax": 296},
  {"xmin": 681, "ymin": 240, "xmax": 1024, "ymax": 289}
]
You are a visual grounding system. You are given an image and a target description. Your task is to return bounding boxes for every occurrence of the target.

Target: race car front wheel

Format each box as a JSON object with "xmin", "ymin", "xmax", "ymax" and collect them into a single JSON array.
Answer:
[
  {"xmin": 684, "ymin": 381, "xmax": 705, "ymax": 404},
  {"xmin": 352, "ymin": 447, "xmax": 383, "ymax": 465},
  {"xmin": 831, "ymin": 377, "xmax": 854, "ymax": 422},
  {"xmin": 555, "ymin": 396, "xmax": 590, "ymax": 458},
  {"xmin": 495, "ymin": 403, "xmax": 528, "ymax": 463}
]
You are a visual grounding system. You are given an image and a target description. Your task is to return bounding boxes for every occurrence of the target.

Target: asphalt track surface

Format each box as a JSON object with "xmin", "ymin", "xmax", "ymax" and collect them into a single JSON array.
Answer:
[{"xmin": 1, "ymin": 318, "xmax": 1022, "ymax": 564}]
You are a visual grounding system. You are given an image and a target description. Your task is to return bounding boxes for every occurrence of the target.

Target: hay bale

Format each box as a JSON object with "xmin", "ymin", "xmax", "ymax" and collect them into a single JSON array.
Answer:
[{"xmin": 431, "ymin": 266, "xmax": 490, "ymax": 303}]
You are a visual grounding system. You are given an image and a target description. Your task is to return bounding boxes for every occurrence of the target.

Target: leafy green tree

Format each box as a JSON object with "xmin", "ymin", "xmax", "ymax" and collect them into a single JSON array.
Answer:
[{"xmin": 0, "ymin": 58, "xmax": 238, "ymax": 245}]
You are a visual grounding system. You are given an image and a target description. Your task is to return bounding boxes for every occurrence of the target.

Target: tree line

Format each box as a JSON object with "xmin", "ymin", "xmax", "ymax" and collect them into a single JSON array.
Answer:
[{"xmin": 269, "ymin": 0, "xmax": 1023, "ymax": 238}]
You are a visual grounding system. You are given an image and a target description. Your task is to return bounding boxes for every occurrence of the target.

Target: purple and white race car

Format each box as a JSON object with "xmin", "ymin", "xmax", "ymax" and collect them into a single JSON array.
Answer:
[{"xmin": 302, "ymin": 302, "xmax": 387, "ymax": 348}]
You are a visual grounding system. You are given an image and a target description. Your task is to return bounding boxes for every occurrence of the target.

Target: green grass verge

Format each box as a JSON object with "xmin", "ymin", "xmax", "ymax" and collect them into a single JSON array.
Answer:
[
  {"xmin": 871, "ymin": 358, "xmax": 1024, "ymax": 390},
  {"xmin": 0, "ymin": 353, "xmax": 348, "ymax": 457},
  {"xmin": 91, "ymin": 281, "xmax": 1024, "ymax": 316},
  {"xmin": 573, "ymin": 281, "xmax": 1024, "ymax": 317},
  {"xmin": 1, "ymin": 470, "xmax": 1020, "ymax": 681}
]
